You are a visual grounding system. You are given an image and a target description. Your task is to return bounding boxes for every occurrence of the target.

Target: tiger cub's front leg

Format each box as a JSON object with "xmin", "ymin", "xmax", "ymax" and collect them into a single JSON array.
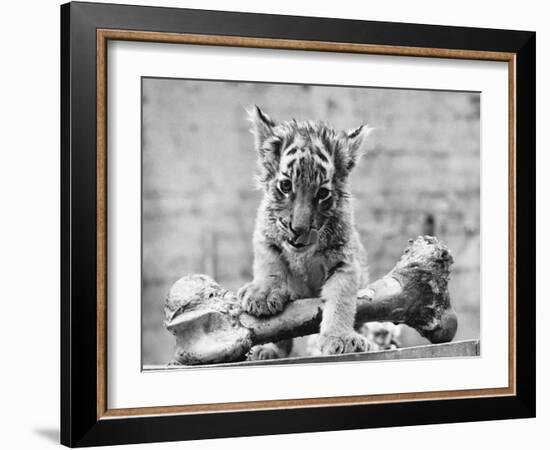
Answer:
[
  {"xmin": 238, "ymin": 240, "xmax": 292, "ymax": 317},
  {"xmin": 319, "ymin": 260, "xmax": 370, "ymax": 355}
]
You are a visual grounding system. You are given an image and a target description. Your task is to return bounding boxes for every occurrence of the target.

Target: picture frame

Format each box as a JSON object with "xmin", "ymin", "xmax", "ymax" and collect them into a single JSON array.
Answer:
[{"xmin": 61, "ymin": 1, "xmax": 535, "ymax": 447}]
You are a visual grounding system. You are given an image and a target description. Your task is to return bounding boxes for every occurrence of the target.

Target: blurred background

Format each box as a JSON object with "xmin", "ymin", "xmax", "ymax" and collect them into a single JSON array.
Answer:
[{"xmin": 142, "ymin": 78, "xmax": 480, "ymax": 365}]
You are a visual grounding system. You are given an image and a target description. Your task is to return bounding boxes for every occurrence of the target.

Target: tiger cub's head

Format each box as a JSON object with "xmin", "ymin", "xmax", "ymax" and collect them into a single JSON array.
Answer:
[{"xmin": 249, "ymin": 106, "xmax": 370, "ymax": 253}]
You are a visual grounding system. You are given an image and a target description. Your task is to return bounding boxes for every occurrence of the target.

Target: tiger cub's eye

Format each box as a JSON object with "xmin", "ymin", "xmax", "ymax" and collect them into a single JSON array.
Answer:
[
  {"xmin": 317, "ymin": 187, "xmax": 331, "ymax": 201},
  {"xmin": 279, "ymin": 179, "xmax": 292, "ymax": 194}
]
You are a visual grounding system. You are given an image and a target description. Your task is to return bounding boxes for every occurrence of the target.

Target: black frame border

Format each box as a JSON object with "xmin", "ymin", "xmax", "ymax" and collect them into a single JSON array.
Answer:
[{"xmin": 61, "ymin": 2, "xmax": 535, "ymax": 447}]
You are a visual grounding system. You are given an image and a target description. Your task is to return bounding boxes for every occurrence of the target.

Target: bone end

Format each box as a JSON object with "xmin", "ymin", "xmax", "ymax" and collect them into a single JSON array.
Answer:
[{"xmin": 423, "ymin": 308, "xmax": 458, "ymax": 343}]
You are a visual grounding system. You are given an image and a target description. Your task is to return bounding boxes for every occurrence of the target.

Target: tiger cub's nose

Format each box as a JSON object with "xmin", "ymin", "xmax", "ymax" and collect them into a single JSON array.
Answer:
[{"xmin": 289, "ymin": 223, "xmax": 310, "ymax": 244}]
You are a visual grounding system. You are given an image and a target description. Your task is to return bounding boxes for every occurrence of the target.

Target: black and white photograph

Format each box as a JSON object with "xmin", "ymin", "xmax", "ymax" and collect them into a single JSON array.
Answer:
[
  {"xmin": 141, "ymin": 78, "xmax": 481, "ymax": 368},
  {"xmin": 0, "ymin": 0, "xmax": 541, "ymax": 447}
]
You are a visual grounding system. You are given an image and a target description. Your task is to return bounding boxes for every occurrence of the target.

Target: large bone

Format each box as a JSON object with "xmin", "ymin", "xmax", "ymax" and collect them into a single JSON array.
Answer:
[{"xmin": 164, "ymin": 236, "xmax": 457, "ymax": 365}]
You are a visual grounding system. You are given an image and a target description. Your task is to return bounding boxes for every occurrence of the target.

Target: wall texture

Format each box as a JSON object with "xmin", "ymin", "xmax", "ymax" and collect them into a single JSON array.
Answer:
[{"xmin": 142, "ymin": 79, "xmax": 480, "ymax": 364}]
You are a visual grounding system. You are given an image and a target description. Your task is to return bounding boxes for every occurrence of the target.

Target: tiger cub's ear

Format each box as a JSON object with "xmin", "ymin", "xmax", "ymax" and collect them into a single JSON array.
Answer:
[
  {"xmin": 334, "ymin": 124, "xmax": 373, "ymax": 177},
  {"xmin": 345, "ymin": 124, "xmax": 373, "ymax": 172},
  {"xmin": 248, "ymin": 105, "xmax": 276, "ymax": 150},
  {"xmin": 248, "ymin": 106, "xmax": 282, "ymax": 182}
]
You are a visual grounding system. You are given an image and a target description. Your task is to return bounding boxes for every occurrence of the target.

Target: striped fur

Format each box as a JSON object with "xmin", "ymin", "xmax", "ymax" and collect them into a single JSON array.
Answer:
[{"xmin": 239, "ymin": 106, "xmax": 373, "ymax": 358}]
